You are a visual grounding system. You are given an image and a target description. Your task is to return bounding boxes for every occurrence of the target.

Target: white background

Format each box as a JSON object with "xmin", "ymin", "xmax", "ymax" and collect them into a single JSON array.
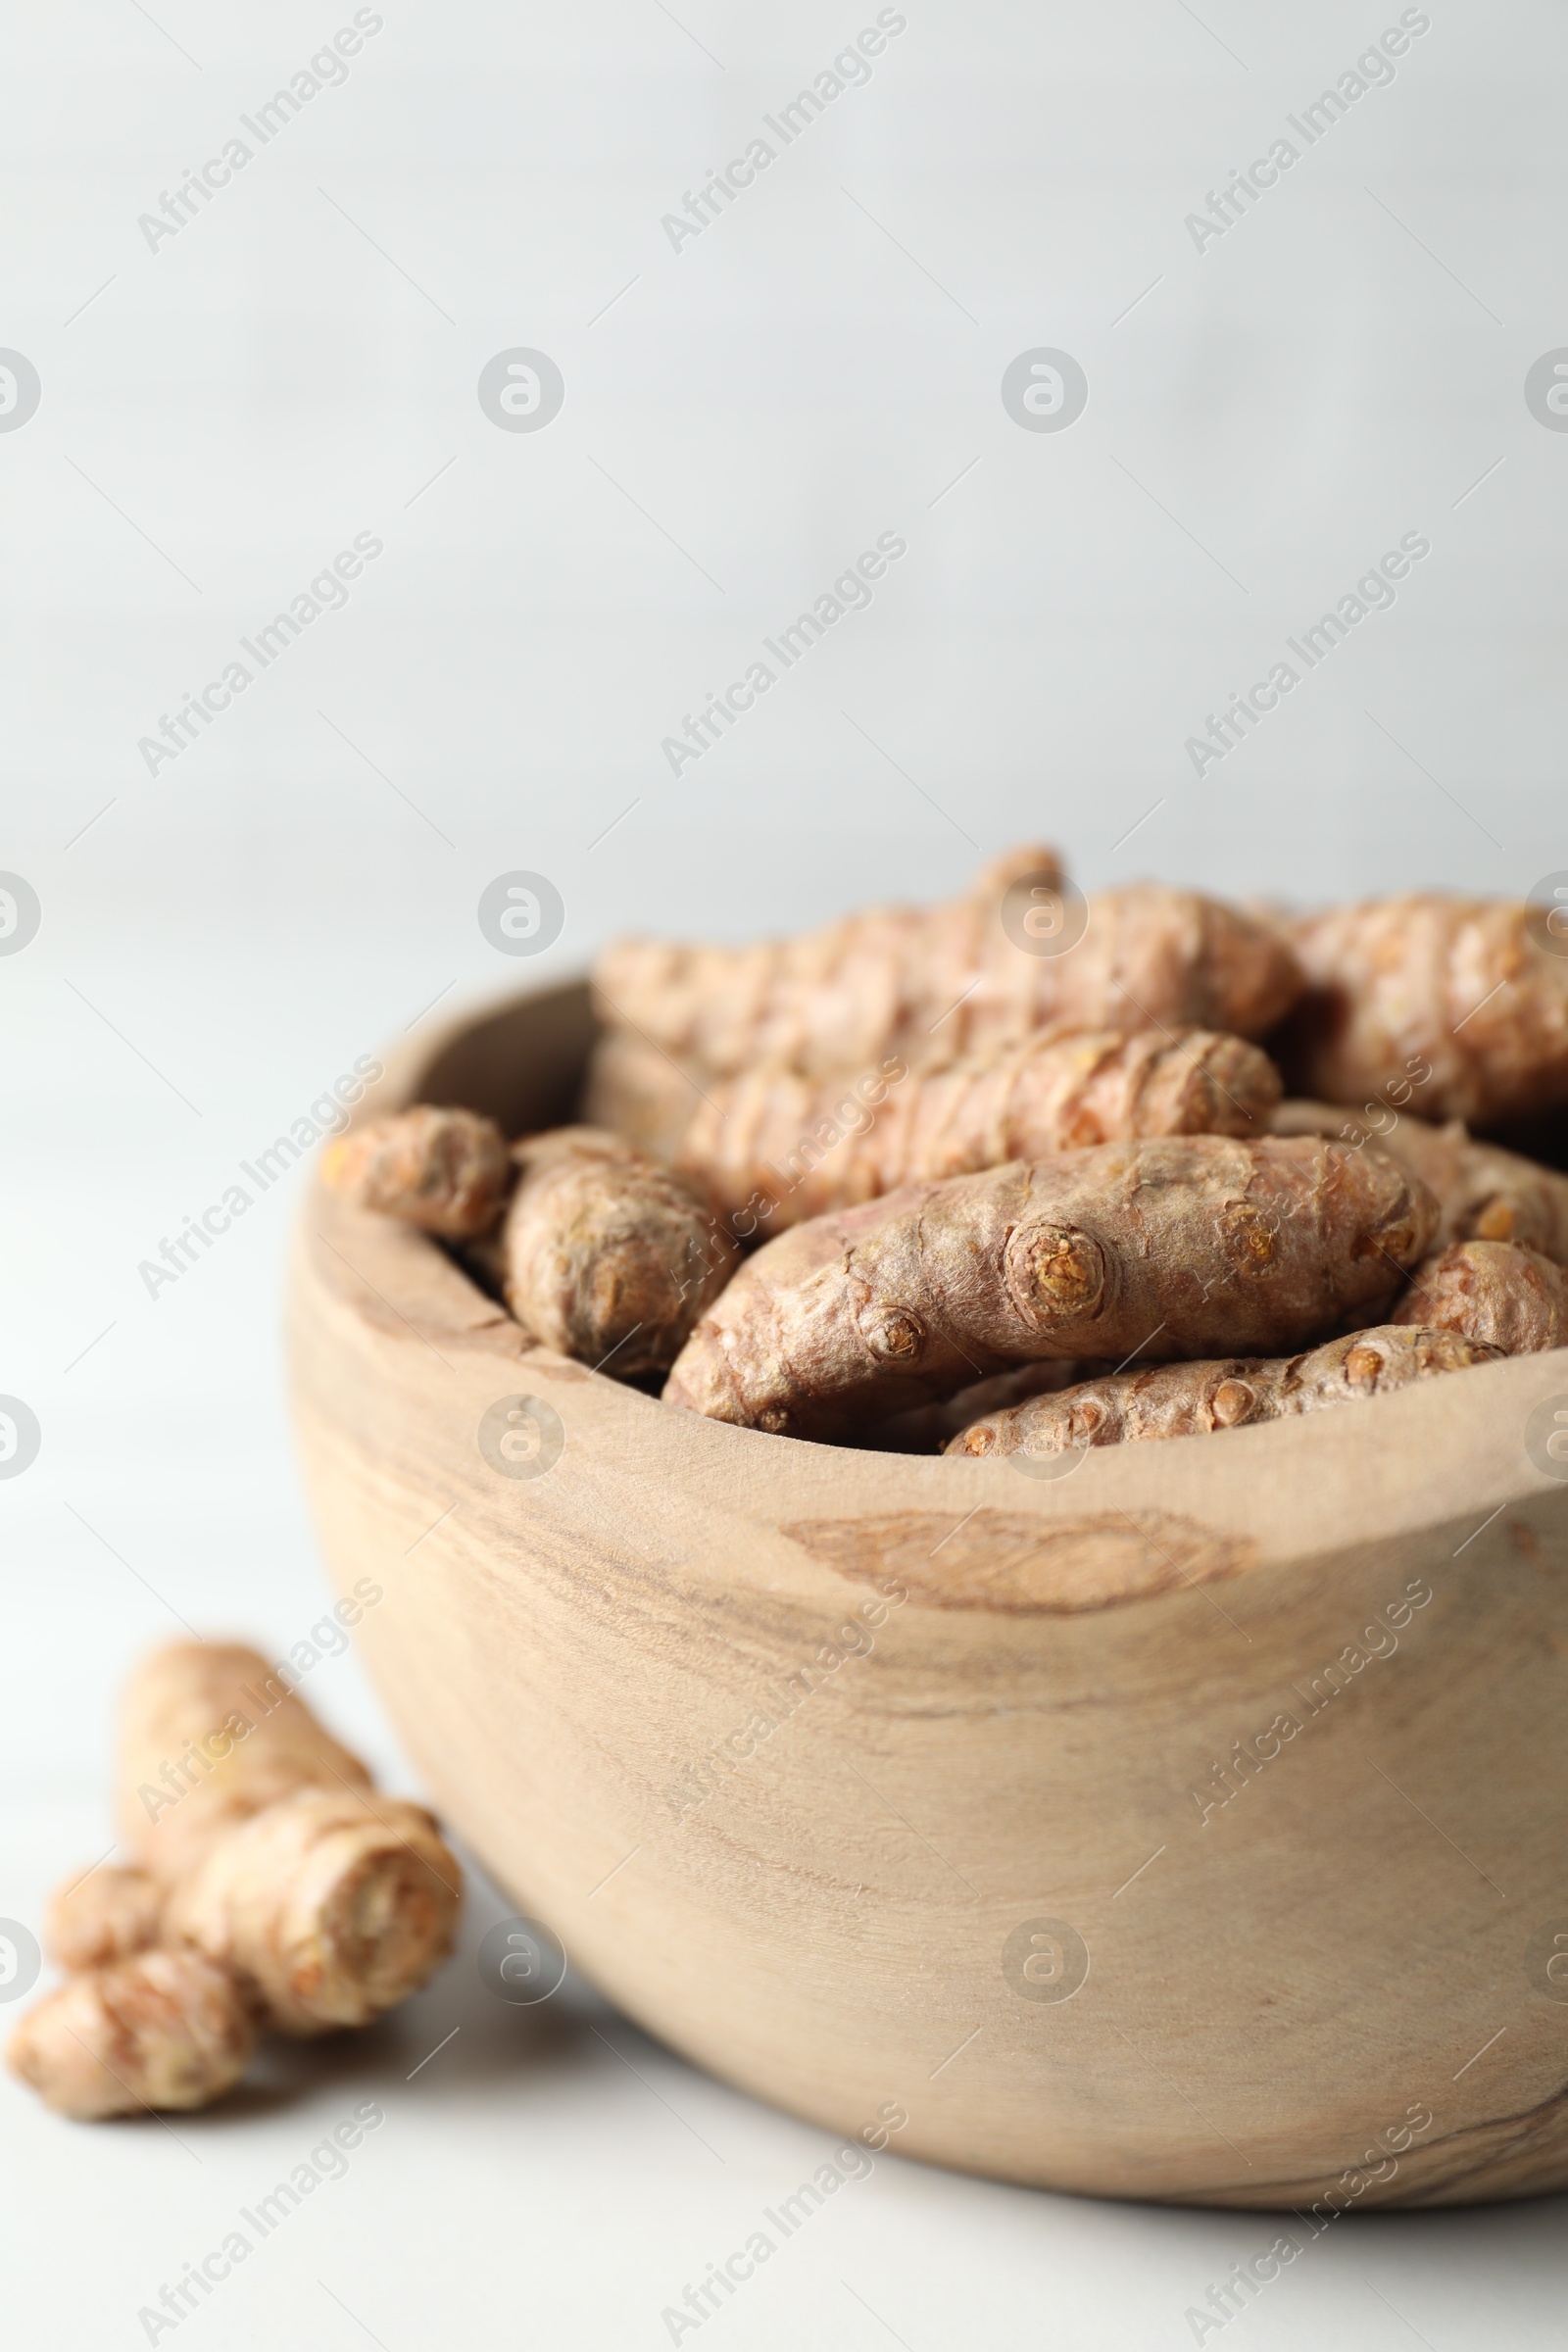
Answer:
[{"xmin": 3, "ymin": 1, "xmax": 1566, "ymax": 2344}]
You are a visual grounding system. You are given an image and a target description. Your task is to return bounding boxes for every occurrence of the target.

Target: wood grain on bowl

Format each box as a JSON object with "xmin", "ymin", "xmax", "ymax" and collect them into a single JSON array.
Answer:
[
  {"xmin": 288, "ymin": 979, "xmax": 1568, "ymax": 2208},
  {"xmin": 783, "ymin": 1509, "xmax": 1255, "ymax": 1613}
]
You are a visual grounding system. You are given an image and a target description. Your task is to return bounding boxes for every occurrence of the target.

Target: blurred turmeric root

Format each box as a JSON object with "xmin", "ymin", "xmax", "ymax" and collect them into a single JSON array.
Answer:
[
  {"xmin": 8, "ymin": 1642, "xmax": 463, "ymax": 2118},
  {"xmin": 592, "ymin": 847, "xmax": 1303, "ymax": 1081},
  {"xmin": 1283, "ymin": 894, "xmax": 1568, "ymax": 1126}
]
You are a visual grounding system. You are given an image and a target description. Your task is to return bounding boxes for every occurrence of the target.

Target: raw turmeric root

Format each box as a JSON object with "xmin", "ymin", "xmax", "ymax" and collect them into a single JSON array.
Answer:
[
  {"xmin": 321, "ymin": 1103, "xmax": 513, "ymax": 1237},
  {"xmin": 501, "ymin": 1127, "xmax": 736, "ymax": 1374},
  {"xmin": 1283, "ymin": 896, "xmax": 1568, "ymax": 1126},
  {"xmin": 46, "ymin": 1866, "xmax": 163, "ymax": 1972},
  {"xmin": 9, "ymin": 1643, "xmax": 465, "ymax": 2115},
  {"xmin": 1391, "ymin": 1240, "xmax": 1568, "ymax": 1354},
  {"xmin": 945, "ymin": 1325, "xmax": 1503, "ymax": 1459},
  {"xmin": 1272, "ymin": 1101, "xmax": 1568, "ymax": 1263},
  {"xmin": 165, "ymin": 1787, "xmax": 460, "ymax": 2035},
  {"xmin": 593, "ymin": 848, "xmax": 1303, "ymax": 1081},
  {"xmin": 122, "ymin": 1642, "xmax": 458, "ymax": 2035},
  {"xmin": 323, "ymin": 1109, "xmax": 735, "ymax": 1377},
  {"xmin": 662, "ymin": 1136, "xmax": 1438, "ymax": 1440},
  {"xmin": 119, "ymin": 1641, "xmax": 374, "ymax": 1886},
  {"xmin": 664, "ymin": 1027, "xmax": 1281, "ymax": 1232},
  {"xmin": 7, "ymin": 1948, "xmax": 254, "ymax": 2120}
]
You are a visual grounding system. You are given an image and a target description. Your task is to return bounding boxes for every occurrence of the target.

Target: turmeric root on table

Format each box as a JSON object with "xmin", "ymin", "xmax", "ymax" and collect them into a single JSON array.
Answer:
[
  {"xmin": 1391, "ymin": 1239, "xmax": 1568, "ymax": 1354},
  {"xmin": 119, "ymin": 1641, "xmax": 375, "ymax": 1885},
  {"xmin": 45, "ymin": 1866, "xmax": 163, "ymax": 1972},
  {"xmin": 9, "ymin": 1644, "xmax": 464, "ymax": 2116},
  {"xmin": 120, "ymin": 1642, "xmax": 460, "ymax": 2037},
  {"xmin": 945, "ymin": 1325, "xmax": 1503, "ymax": 1460},
  {"xmin": 321, "ymin": 1103, "xmax": 514, "ymax": 1237},
  {"xmin": 659, "ymin": 1027, "xmax": 1282, "ymax": 1233},
  {"xmin": 7, "ymin": 1948, "xmax": 254, "ymax": 2121},
  {"xmin": 663, "ymin": 1136, "xmax": 1438, "ymax": 1440},
  {"xmin": 1272, "ymin": 1101, "xmax": 1568, "ymax": 1263},
  {"xmin": 165, "ymin": 1787, "xmax": 460, "ymax": 2036},
  {"xmin": 1282, "ymin": 896, "xmax": 1568, "ymax": 1126},
  {"xmin": 501, "ymin": 1127, "xmax": 735, "ymax": 1374},
  {"xmin": 593, "ymin": 847, "xmax": 1303, "ymax": 1081}
]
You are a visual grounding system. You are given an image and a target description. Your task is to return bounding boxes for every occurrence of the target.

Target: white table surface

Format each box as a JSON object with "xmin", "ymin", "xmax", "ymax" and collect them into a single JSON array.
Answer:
[{"xmin": 5, "ymin": 1, "xmax": 1568, "ymax": 2341}]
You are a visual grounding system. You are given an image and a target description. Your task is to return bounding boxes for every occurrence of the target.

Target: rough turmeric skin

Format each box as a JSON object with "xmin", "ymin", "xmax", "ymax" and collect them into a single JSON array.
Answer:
[
  {"xmin": 1272, "ymin": 1101, "xmax": 1568, "ymax": 1263},
  {"xmin": 1283, "ymin": 896, "xmax": 1568, "ymax": 1126},
  {"xmin": 323, "ymin": 1105, "xmax": 738, "ymax": 1374},
  {"xmin": 7, "ymin": 1948, "xmax": 254, "ymax": 2120},
  {"xmin": 321, "ymin": 1104, "xmax": 514, "ymax": 1238},
  {"xmin": 1391, "ymin": 1239, "xmax": 1568, "ymax": 1355},
  {"xmin": 662, "ymin": 1027, "xmax": 1282, "ymax": 1233},
  {"xmin": 663, "ymin": 1136, "xmax": 1438, "ymax": 1441},
  {"xmin": 502, "ymin": 1127, "xmax": 736, "ymax": 1374},
  {"xmin": 46, "ymin": 1866, "xmax": 163, "ymax": 1972},
  {"xmin": 166, "ymin": 1788, "xmax": 460, "ymax": 2036},
  {"xmin": 945, "ymin": 1325, "xmax": 1503, "ymax": 1459},
  {"xmin": 121, "ymin": 1643, "xmax": 460, "ymax": 2035},
  {"xmin": 593, "ymin": 849, "xmax": 1303, "ymax": 1081}
]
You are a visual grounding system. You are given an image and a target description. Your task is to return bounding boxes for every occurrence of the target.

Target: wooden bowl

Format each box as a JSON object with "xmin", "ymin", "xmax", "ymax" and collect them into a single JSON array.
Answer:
[{"xmin": 287, "ymin": 979, "xmax": 1568, "ymax": 2208}]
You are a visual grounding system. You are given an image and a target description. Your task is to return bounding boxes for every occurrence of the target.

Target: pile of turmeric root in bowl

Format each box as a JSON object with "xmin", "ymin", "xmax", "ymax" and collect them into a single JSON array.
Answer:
[{"xmin": 324, "ymin": 844, "xmax": 1568, "ymax": 1456}]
